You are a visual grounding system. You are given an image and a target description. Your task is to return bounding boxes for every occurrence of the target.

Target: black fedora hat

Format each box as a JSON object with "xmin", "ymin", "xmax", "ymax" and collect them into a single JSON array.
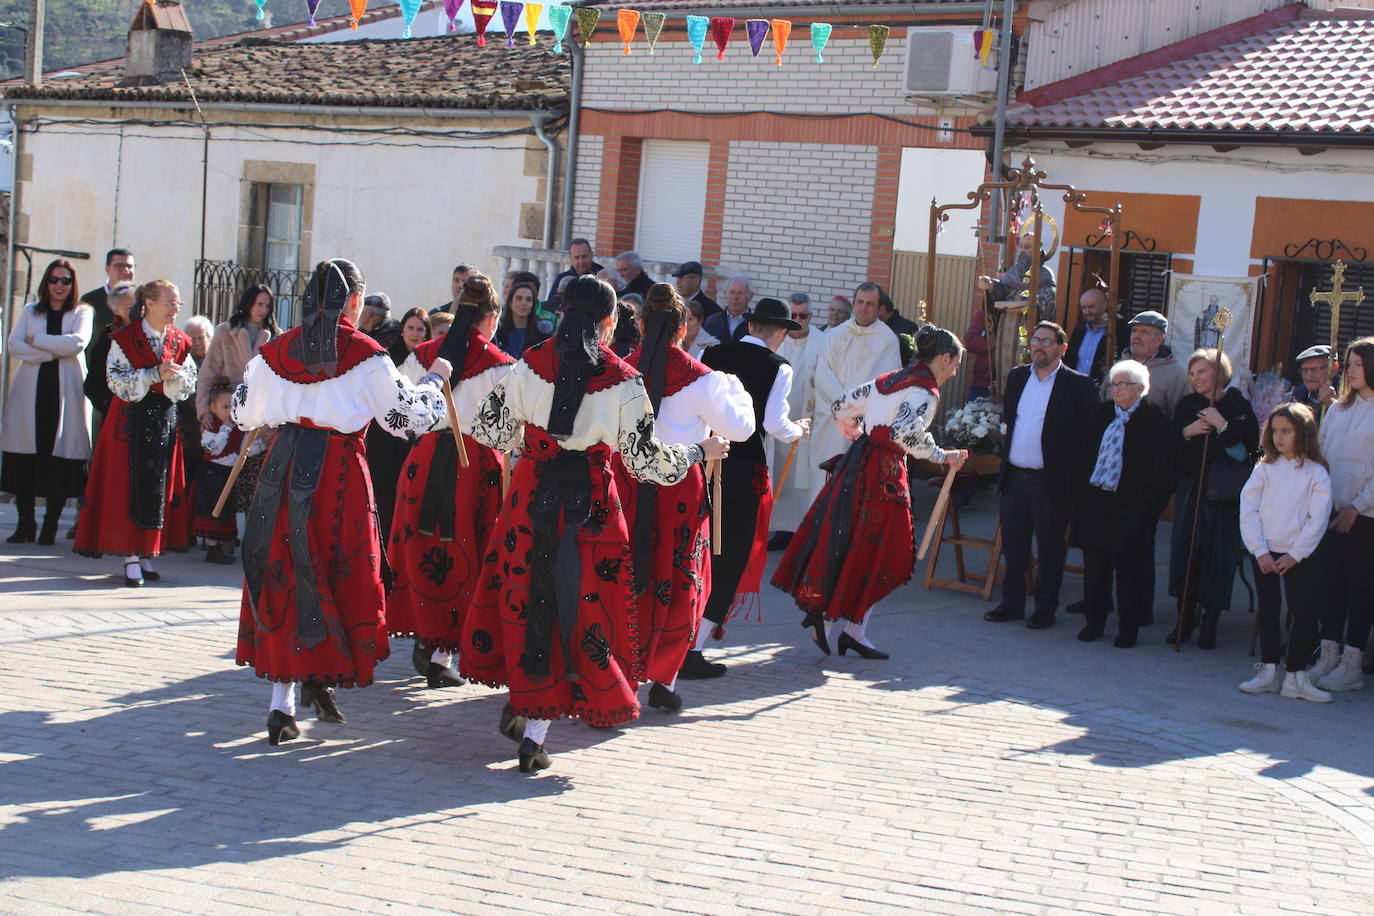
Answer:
[{"xmin": 747, "ymin": 297, "xmax": 801, "ymax": 331}]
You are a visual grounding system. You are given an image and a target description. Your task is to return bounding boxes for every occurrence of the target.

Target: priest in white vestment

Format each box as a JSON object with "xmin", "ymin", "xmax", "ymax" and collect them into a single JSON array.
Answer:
[
  {"xmin": 809, "ymin": 282, "xmax": 902, "ymax": 505},
  {"xmin": 770, "ymin": 293, "xmax": 826, "ymax": 536}
]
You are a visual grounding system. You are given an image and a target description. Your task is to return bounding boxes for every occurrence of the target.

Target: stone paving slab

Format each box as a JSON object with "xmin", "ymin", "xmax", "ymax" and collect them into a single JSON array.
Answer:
[{"xmin": 2, "ymin": 502, "xmax": 1373, "ymax": 914}]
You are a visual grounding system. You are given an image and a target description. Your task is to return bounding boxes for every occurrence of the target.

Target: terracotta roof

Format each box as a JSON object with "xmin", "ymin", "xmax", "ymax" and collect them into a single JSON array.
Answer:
[
  {"xmin": 998, "ymin": 15, "xmax": 1374, "ymax": 137},
  {"xmin": 583, "ymin": 0, "xmax": 976, "ymax": 12},
  {"xmin": 4, "ymin": 33, "xmax": 569, "ymax": 112}
]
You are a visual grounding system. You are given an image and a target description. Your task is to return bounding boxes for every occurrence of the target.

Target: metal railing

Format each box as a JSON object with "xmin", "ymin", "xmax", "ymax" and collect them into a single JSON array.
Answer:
[{"xmin": 192, "ymin": 259, "xmax": 312, "ymax": 329}]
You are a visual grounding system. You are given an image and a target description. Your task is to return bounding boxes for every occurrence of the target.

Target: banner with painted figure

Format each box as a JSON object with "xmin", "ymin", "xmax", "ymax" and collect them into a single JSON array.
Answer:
[{"xmin": 1166, "ymin": 274, "xmax": 1260, "ymax": 387}]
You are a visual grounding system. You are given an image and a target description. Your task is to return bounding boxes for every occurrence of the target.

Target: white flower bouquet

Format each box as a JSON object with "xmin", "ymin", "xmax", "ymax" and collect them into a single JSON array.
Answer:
[{"xmin": 940, "ymin": 397, "xmax": 1005, "ymax": 457}]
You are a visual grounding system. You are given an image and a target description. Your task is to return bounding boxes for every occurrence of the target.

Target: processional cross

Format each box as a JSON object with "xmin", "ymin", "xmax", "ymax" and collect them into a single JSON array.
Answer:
[{"xmin": 1310, "ymin": 260, "xmax": 1365, "ymax": 355}]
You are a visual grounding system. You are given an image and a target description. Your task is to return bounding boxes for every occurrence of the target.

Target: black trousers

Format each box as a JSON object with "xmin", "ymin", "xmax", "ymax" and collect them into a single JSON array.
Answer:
[
  {"xmin": 1252, "ymin": 550, "xmax": 1322, "ymax": 671},
  {"xmin": 998, "ymin": 466, "xmax": 1070, "ymax": 616},
  {"xmin": 703, "ymin": 457, "xmax": 764, "ymax": 626},
  {"xmin": 1081, "ymin": 487, "xmax": 1157, "ymax": 634},
  {"xmin": 1318, "ymin": 516, "xmax": 1374, "ymax": 650}
]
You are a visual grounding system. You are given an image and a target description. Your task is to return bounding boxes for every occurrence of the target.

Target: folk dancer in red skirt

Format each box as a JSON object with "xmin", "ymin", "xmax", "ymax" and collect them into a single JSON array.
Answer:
[
  {"xmin": 774, "ymin": 326, "xmax": 969, "ymax": 658},
  {"xmin": 192, "ymin": 384, "xmax": 266, "ymax": 565},
  {"xmin": 687, "ymin": 298, "xmax": 811, "ymax": 678},
  {"xmin": 389, "ymin": 273, "xmax": 514, "ymax": 689},
  {"xmin": 74, "ymin": 280, "xmax": 196, "ymax": 586},
  {"xmin": 459, "ymin": 276, "xmax": 729, "ymax": 772},
  {"xmin": 231, "ymin": 259, "xmax": 452, "ymax": 746},
  {"xmin": 616, "ymin": 284, "xmax": 754, "ymax": 713}
]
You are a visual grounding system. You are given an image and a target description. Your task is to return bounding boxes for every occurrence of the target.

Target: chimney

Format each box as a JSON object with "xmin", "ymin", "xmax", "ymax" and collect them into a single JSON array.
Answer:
[{"xmin": 124, "ymin": 1, "xmax": 194, "ymax": 84}]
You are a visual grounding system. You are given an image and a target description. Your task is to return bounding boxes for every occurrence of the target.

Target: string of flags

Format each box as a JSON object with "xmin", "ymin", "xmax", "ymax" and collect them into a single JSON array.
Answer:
[{"xmin": 282, "ymin": 0, "xmax": 914, "ymax": 63}]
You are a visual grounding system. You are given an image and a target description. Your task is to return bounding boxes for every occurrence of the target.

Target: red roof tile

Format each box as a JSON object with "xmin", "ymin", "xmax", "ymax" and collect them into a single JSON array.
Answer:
[{"xmin": 999, "ymin": 15, "xmax": 1374, "ymax": 136}]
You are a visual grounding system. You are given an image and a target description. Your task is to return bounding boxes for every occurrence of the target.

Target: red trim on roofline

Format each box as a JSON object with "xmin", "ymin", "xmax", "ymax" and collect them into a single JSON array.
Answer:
[{"xmin": 1016, "ymin": 2, "xmax": 1305, "ymax": 110}]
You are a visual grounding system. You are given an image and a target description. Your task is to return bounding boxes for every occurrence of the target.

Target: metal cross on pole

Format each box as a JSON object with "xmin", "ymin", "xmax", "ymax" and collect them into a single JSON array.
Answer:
[{"xmin": 1310, "ymin": 260, "xmax": 1365, "ymax": 359}]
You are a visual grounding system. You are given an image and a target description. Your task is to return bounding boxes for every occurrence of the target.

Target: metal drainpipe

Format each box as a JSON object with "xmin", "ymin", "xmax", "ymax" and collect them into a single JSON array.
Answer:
[
  {"xmin": 529, "ymin": 112, "xmax": 559, "ymax": 249},
  {"xmin": 987, "ymin": 0, "xmax": 1015, "ymax": 243},
  {"xmin": 559, "ymin": 38, "xmax": 584, "ymax": 251},
  {"xmin": 2, "ymin": 105, "xmax": 19, "ymax": 410}
]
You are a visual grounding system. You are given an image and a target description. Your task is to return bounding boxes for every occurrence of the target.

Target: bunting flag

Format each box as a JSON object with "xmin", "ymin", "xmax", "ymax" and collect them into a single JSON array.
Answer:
[
  {"xmin": 500, "ymin": 0, "xmax": 522, "ymax": 47},
  {"xmin": 974, "ymin": 28, "xmax": 994, "ymax": 65},
  {"xmin": 710, "ymin": 17, "xmax": 734, "ymax": 60},
  {"xmin": 642, "ymin": 12, "xmax": 665, "ymax": 54},
  {"xmin": 444, "ymin": 0, "xmax": 466, "ymax": 32},
  {"xmin": 771, "ymin": 19, "xmax": 791, "ymax": 65},
  {"xmin": 867, "ymin": 24, "xmax": 890, "ymax": 67},
  {"xmin": 745, "ymin": 19, "xmax": 769, "ymax": 58},
  {"xmin": 686, "ymin": 15, "xmax": 708, "ymax": 64},
  {"xmin": 400, "ymin": 0, "xmax": 422, "ymax": 38},
  {"xmin": 618, "ymin": 9, "xmax": 640, "ymax": 54},
  {"xmin": 548, "ymin": 4, "xmax": 572, "ymax": 52},
  {"xmin": 471, "ymin": 0, "xmax": 497, "ymax": 45},
  {"xmin": 574, "ymin": 7, "xmax": 601, "ymax": 47},
  {"xmin": 349, "ymin": 0, "xmax": 367, "ymax": 30},
  {"xmin": 306, "ymin": 0, "xmax": 322, "ymax": 27},
  {"xmin": 254, "ymin": 0, "xmax": 267, "ymax": 21},
  {"xmin": 810, "ymin": 23, "xmax": 832, "ymax": 63},
  {"xmin": 524, "ymin": 2, "xmax": 544, "ymax": 45}
]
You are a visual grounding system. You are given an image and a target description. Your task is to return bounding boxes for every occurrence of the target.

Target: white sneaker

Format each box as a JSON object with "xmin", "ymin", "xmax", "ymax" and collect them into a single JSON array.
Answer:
[
  {"xmin": 1238, "ymin": 663, "xmax": 1283, "ymax": 694},
  {"xmin": 1282, "ymin": 670, "xmax": 1332, "ymax": 703},
  {"xmin": 1309, "ymin": 639, "xmax": 1341, "ymax": 679},
  {"xmin": 1315, "ymin": 646, "xmax": 1365, "ymax": 692}
]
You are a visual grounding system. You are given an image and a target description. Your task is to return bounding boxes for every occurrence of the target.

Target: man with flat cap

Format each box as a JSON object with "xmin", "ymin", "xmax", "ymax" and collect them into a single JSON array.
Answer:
[
  {"xmin": 684, "ymin": 297, "xmax": 810, "ymax": 678},
  {"xmin": 674, "ymin": 261, "xmax": 721, "ymax": 319},
  {"xmin": 1291, "ymin": 344, "xmax": 1337, "ymax": 415},
  {"xmin": 1101, "ymin": 310, "xmax": 1188, "ymax": 421}
]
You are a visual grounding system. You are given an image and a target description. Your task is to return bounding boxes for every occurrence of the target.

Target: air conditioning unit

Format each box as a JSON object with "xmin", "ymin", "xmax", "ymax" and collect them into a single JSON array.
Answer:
[{"xmin": 904, "ymin": 27, "xmax": 1001, "ymax": 96}]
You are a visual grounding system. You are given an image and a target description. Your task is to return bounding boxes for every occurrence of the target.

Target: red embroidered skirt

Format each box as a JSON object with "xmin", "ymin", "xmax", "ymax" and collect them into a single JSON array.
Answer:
[
  {"xmin": 235, "ymin": 428, "xmax": 389, "ymax": 687},
  {"xmin": 74, "ymin": 397, "xmax": 191, "ymax": 559},
  {"xmin": 459, "ymin": 428, "xmax": 643, "ymax": 727},
  {"xmin": 613, "ymin": 456, "xmax": 711, "ymax": 684},
  {"xmin": 387, "ymin": 429, "xmax": 504, "ymax": 652},
  {"xmin": 772, "ymin": 427, "xmax": 914, "ymax": 622}
]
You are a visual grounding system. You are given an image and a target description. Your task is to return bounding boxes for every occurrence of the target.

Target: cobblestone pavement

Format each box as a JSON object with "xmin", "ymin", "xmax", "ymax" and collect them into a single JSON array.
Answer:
[{"xmin": 2, "ymin": 501, "xmax": 1373, "ymax": 915}]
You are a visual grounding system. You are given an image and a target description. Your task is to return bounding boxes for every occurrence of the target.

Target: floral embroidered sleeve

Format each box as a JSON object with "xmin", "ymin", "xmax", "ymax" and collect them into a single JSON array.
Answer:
[
  {"xmin": 471, "ymin": 373, "xmax": 523, "ymax": 453},
  {"xmin": 618, "ymin": 379, "xmax": 702, "ymax": 486},
  {"xmin": 202, "ymin": 424, "xmax": 232, "ymax": 454},
  {"xmin": 831, "ymin": 379, "xmax": 874, "ymax": 423},
  {"xmin": 106, "ymin": 339, "xmax": 157, "ymax": 404},
  {"xmin": 362, "ymin": 356, "xmax": 446, "ymax": 442},
  {"xmin": 889, "ymin": 389, "xmax": 946, "ymax": 464},
  {"xmin": 161, "ymin": 354, "xmax": 198, "ymax": 404}
]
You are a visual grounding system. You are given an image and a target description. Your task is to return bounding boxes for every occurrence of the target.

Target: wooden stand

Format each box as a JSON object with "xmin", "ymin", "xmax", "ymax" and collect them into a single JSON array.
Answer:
[{"xmin": 922, "ymin": 493, "xmax": 1004, "ymax": 598}]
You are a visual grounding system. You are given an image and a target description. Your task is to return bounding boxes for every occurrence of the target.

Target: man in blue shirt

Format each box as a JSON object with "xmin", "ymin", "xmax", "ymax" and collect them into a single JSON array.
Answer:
[{"xmin": 1065, "ymin": 287, "xmax": 1110, "ymax": 385}]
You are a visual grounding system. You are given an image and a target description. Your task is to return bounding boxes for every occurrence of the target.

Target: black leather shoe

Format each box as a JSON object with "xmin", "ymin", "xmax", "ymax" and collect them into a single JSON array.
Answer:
[
  {"xmin": 800, "ymin": 614, "xmax": 831, "ymax": 656},
  {"xmin": 517, "ymin": 738, "xmax": 550, "ymax": 773},
  {"xmin": 1026, "ymin": 612, "xmax": 1056, "ymax": 630},
  {"xmin": 1077, "ymin": 623, "xmax": 1104, "ymax": 642},
  {"xmin": 1065, "ymin": 600, "xmax": 1087, "ymax": 616},
  {"xmin": 836, "ymin": 632, "xmax": 889, "ymax": 659},
  {"xmin": 425, "ymin": 662, "xmax": 465, "ymax": 689},
  {"xmin": 267, "ymin": 710, "xmax": 300, "ymax": 746},
  {"xmin": 648, "ymin": 681, "xmax": 683, "ymax": 712},
  {"xmin": 139, "ymin": 564, "xmax": 161, "ymax": 582},
  {"xmin": 1167, "ymin": 608, "xmax": 1196, "ymax": 645},
  {"xmin": 6, "ymin": 520, "xmax": 36, "ymax": 544},
  {"xmin": 984, "ymin": 606, "xmax": 1025, "ymax": 623},
  {"xmin": 300, "ymin": 682, "xmax": 345, "ymax": 723},
  {"xmin": 123, "ymin": 561, "xmax": 144, "ymax": 588},
  {"xmin": 498, "ymin": 705, "xmax": 527, "ymax": 743},
  {"xmin": 411, "ymin": 642, "xmax": 429, "ymax": 677},
  {"xmin": 205, "ymin": 544, "xmax": 235, "ymax": 565},
  {"xmin": 1197, "ymin": 611, "xmax": 1220, "ymax": 650},
  {"xmin": 1114, "ymin": 629, "xmax": 1138, "ymax": 649},
  {"xmin": 678, "ymin": 650, "xmax": 727, "ymax": 680}
]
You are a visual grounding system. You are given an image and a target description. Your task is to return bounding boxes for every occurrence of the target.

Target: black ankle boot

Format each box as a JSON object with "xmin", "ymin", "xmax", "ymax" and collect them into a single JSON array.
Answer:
[
  {"xmin": 37, "ymin": 512, "xmax": 60, "ymax": 546},
  {"xmin": 8, "ymin": 499, "xmax": 36, "ymax": 543},
  {"xmin": 1167, "ymin": 607, "xmax": 1197, "ymax": 646},
  {"xmin": 1197, "ymin": 610, "xmax": 1220, "ymax": 650}
]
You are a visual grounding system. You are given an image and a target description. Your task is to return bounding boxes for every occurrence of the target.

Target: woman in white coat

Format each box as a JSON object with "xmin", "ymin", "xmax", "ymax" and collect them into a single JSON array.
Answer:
[{"xmin": 1, "ymin": 260, "xmax": 93, "ymax": 544}]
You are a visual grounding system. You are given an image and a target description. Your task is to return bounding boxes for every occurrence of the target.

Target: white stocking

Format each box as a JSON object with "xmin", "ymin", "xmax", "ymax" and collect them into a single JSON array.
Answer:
[
  {"xmin": 139, "ymin": 556, "xmax": 156, "ymax": 574},
  {"xmin": 694, "ymin": 625, "xmax": 712, "ymax": 650},
  {"xmin": 844, "ymin": 615, "xmax": 874, "ymax": 648},
  {"xmin": 523, "ymin": 719, "xmax": 551, "ymax": 745},
  {"xmin": 663, "ymin": 676, "xmax": 678, "ymax": 692},
  {"xmin": 429, "ymin": 649, "xmax": 452, "ymax": 667},
  {"xmin": 269, "ymin": 682, "xmax": 297, "ymax": 717}
]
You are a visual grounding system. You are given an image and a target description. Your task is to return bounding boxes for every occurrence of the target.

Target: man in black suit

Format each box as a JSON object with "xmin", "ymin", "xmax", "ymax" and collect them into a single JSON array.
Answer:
[
  {"xmin": 702, "ymin": 275, "xmax": 753, "ymax": 343},
  {"xmin": 80, "ymin": 248, "xmax": 135, "ymax": 364},
  {"xmin": 984, "ymin": 321, "xmax": 1099, "ymax": 630},
  {"xmin": 672, "ymin": 260, "xmax": 721, "ymax": 319},
  {"xmin": 615, "ymin": 251, "xmax": 655, "ymax": 299},
  {"xmin": 1064, "ymin": 287, "xmax": 1111, "ymax": 385}
]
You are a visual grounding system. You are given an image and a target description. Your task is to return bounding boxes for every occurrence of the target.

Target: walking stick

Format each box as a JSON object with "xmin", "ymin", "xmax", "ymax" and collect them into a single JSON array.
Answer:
[
  {"xmin": 212, "ymin": 427, "xmax": 260, "ymax": 519},
  {"xmin": 1175, "ymin": 307, "xmax": 1233, "ymax": 652},
  {"xmin": 917, "ymin": 464, "xmax": 957, "ymax": 561},
  {"xmin": 501, "ymin": 454, "xmax": 512, "ymax": 497},
  {"xmin": 709, "ymin": 458, "xmax": 723, "ymax": 556},
  {"xmin": 440, "ymin": 378, "xmax": 469, "ymax": 468},
  {"xmin": 775, "ymin": 439, "xmax": 800, "ymax": 493}
]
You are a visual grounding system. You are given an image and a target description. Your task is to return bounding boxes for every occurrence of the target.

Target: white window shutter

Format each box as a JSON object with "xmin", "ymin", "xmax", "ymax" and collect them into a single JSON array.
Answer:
[{"xmin": 635, "ymin": 140, "xmax": 709, "ymax": 263}]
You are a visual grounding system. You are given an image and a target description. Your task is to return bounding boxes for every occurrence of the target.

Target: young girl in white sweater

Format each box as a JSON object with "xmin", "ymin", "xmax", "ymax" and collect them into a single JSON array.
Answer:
[{"xmin": 1238, "ymin": 402, "xmax": 1332, "ymax": 702}]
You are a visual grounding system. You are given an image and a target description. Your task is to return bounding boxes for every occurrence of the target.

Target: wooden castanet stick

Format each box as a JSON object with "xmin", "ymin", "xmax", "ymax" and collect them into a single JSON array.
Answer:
[
  {"xmin": 774, "ymin": 439, "xmax": 800, "ymax": 493},
  {"xmin": 501, "ymin": 454, "xmax": 513, "ymax": 497},
  {"xmin": 212, "ymin": 427, "xmax": 261, "ymax": 518},
  {"xmin": 710, "ymin": 459, "xmax": 723, "ymax": 556},
  {"xmin": 440, "ymin": 378, "xmax": 469, "ymax": 468},
  {"xmin": 916, "ymin": 465, "xmax": 957, "ymax": 561}
]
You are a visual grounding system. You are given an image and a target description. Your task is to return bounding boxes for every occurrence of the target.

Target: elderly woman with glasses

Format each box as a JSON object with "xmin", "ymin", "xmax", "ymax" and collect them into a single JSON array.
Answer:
[{"xmin": 1072, "ymin": 360, "xmax": 1173, "ymax": 648}]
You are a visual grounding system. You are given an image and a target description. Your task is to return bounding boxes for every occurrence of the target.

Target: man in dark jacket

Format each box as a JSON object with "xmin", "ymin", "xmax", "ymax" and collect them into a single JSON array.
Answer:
[
  {"xmin": 985, "ymin": 321, "xmax": 1100, "ymax": 630},
  {"xmin": 1065, "ymin": 288, "xmax": 1111, "ymax": 385}
]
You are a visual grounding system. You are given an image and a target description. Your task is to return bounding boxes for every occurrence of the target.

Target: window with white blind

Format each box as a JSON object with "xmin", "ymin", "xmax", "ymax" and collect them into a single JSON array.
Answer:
[{"xmin": 634, "ymin": 140, "xmax": 709, "ymax": 263}]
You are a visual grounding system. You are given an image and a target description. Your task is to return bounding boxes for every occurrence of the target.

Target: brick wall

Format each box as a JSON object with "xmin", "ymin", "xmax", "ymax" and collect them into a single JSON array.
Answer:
[
  {"xmin": 719, "ymin": 141, "xmax": 876, "ymax": 301},
  {"xmin": 570, "ymin": 134, "xmax": 603, "ymax": 250}
]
